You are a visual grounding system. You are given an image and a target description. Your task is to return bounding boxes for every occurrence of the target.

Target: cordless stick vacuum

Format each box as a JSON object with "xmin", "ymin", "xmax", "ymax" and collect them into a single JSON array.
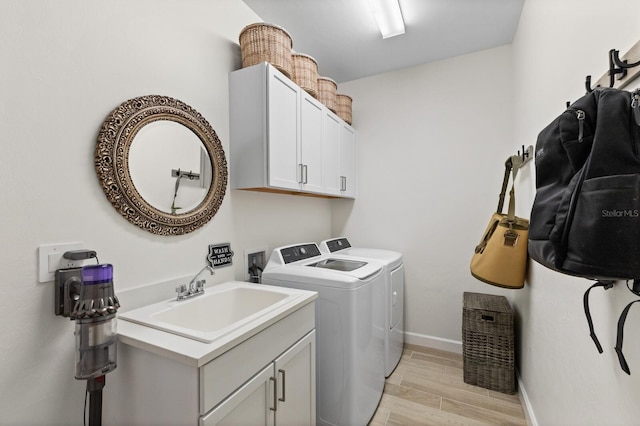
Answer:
[{"xmin": 55, "ymin": 251, "xmax": 120, "ymax": 426}]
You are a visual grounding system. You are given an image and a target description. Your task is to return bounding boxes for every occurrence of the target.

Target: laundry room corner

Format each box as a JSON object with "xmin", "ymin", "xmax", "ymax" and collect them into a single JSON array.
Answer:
[{"xmin": 333, "ymin": 45, "xmax": 516, "ymax": 350}]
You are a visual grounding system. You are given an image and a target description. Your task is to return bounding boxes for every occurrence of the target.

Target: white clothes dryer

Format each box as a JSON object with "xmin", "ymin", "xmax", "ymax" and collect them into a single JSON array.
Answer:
[
  {"xmin": 319, "ymin": 237, "xmax": 405, "ymax": 377},
  {"xmin": 262, "ymin": 242, "xmax": 385, "ymax": 426}
]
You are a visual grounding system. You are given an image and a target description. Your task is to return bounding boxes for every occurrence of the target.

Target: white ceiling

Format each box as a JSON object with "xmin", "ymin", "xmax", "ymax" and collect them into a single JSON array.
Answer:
[{"xmin": 241, "ymin": 0, "xmax": 525, "ymax": 83}]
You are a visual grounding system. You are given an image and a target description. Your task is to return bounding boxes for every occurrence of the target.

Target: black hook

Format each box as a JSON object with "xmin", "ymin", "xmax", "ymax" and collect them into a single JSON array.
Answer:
[
  {"xmin": 611, "ymin": 49, "xmax": 640, "ymax": 69},
  {"xmin": 516, "ymin": 145, "xmax": 532, "ymax": 165},
  {"xmin": 585, "ymin": 75, "xmax": 598, "ymax": 93},
  {"xmin": 608, "ymin": 49, "xmax": 627, "ymax": 87},
  {"xmin": 521, "ymin": 145, "xmax": 528, "ymax": 162}
]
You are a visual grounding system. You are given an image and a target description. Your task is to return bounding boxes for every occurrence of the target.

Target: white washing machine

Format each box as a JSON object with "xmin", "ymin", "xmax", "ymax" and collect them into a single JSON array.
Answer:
[
  {"xmin": 320, "ymin": 237, "xmax": 404, "ymax": 377},
  {"xmin": 262, "ymin": 242, "xmax": 385, "ymax": 426}
]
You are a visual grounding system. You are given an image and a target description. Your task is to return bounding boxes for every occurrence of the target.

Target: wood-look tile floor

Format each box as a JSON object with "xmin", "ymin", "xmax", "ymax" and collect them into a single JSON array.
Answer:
[{"xmin": 368, "ymin": 344, "xmax": 527, "ymax": 426}]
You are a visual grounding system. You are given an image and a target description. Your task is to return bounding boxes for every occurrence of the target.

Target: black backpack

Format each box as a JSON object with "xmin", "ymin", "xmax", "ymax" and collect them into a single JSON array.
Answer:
[{"xmin": 529, "ymin": 87, "xmax": 640, "ymax": 374}]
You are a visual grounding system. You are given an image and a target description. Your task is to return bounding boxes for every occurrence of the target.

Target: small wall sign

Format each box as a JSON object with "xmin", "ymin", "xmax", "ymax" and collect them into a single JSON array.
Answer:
[{"xmin": 207, "ymin": 243, "xmax": 234, "ymax": 268}]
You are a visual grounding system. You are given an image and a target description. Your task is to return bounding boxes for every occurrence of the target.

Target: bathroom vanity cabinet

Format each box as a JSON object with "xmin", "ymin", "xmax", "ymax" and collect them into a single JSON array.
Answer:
[
  {"xmin": 202, "ymin": 330, "xmax": 315, "ymax": 425},
  {"xmin": 104, "ymin": 300, "xmax": 316, "ymax": 426},
  {"xmin": 229, "ymin": 62, "xmax": 356, "ymax": 199}
]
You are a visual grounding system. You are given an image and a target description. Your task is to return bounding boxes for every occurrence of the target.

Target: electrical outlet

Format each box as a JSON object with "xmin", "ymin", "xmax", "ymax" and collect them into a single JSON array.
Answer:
[
  {"xmin": 38, "ymin": 242, "xmax": 83, "ymax": 283},
  {"xmin": 245, "ymin": 247, "xmax": 267, "ymax": 283}
]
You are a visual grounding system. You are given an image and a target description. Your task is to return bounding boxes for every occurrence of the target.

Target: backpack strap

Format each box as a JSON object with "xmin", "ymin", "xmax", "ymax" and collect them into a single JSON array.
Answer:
[
  {"xmin": 615, "ymin": 299, "xmax": 640, "ymax": 375},
  {"xmin": 583, "ymin": 280, "xmax": 614, "ymax": 353}
]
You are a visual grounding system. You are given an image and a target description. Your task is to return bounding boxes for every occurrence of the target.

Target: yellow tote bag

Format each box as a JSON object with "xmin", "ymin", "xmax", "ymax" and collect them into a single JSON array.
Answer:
[{"xmin": 470, "ymin": 157, "xmax": 529, "ymax": 289}]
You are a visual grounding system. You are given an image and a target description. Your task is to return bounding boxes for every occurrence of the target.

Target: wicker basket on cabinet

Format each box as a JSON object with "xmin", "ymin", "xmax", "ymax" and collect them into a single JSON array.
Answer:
[
  {"xmin": 462, "ymin": 292, "xmax": 515, "ymax": 394},
  {"xmin": 336, "ymin": 94, "xmax": 353, "ymax": 124},
  {"xmin": 317, "ymin": 76, "xmax": 337, "ymax": 113},
  {"xmin": 239, "ymin": 23, "xmax": 293, "ymax": 78},
  {"xmin": 292, "ymin": 53, "xmax": 318, "ymax": 98}
]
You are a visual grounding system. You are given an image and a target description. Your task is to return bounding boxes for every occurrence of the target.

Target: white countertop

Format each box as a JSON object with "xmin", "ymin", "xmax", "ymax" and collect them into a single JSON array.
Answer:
[{"xmin": 116, "ymin": 282, "xmax": 317, "ymax": 368}]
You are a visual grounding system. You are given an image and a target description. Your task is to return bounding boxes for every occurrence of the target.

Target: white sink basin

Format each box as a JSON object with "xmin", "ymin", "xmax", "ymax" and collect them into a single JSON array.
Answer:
[{"xmin": 119, "ymin": 281, "xmax": 314, "ymax": 343}]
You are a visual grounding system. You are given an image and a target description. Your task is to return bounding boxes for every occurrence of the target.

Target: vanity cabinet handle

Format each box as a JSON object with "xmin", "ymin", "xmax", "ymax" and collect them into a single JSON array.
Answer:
[
  {"xmin": 269, "ymin": 377, "xmax": 277, "ymax": 411},
  {"xmin": 278, "ymin": 369, "xmax": 286, "ymax": 402}
]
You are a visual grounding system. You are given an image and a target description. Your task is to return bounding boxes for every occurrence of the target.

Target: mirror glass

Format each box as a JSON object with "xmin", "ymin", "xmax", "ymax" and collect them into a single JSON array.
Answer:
[
  {"xmin": 95, "ymin": 95, "xmax": 228, "ymax": 235},
  {"xmin": 129, "ymin": 121, "xmax": 212, "ymax": 214}
]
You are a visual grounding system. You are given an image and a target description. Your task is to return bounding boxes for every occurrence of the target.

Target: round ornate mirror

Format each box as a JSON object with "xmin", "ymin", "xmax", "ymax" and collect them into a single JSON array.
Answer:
[{"xmin": 95, "ymin": 95, "xmax": 228, "ymax": 235}]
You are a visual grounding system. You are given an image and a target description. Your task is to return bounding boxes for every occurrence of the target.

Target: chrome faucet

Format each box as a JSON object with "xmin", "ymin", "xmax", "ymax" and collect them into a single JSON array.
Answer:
[{"xmin": 176, "ymin": 265, "xmax": 215, "ymax": 301}]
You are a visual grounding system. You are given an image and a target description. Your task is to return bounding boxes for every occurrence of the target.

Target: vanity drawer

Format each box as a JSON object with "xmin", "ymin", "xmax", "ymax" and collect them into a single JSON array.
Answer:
[{"xmin": 199, "ymin": 302, "xmax": 314, "ymax": 415}]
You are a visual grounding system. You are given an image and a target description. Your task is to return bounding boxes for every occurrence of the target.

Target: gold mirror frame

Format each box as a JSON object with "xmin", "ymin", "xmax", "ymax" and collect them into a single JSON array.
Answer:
[{"xmin": 95, "ymin": 95, "xmax": 228, "ymax": 235}]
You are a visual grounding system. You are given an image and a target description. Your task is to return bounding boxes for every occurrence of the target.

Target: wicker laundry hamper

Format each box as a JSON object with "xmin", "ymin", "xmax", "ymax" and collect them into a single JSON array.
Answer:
[
  {"xmin": 317, "ymin": 76, "xmax": 337, "ymax": 113},
  {"xmin": 336, "ymin": 94, "xmax": 353, "ymax": 125},
  {"xmin": 462, "ymin": 292, "xmax": 516, "ymax": 394},
  {"xmin": 292, "ymin": 53, "xmax": 318, "ymax": 98},
  {"xmin": 239, "ymin": 23, "xmax": 293, "ymax": 78}
]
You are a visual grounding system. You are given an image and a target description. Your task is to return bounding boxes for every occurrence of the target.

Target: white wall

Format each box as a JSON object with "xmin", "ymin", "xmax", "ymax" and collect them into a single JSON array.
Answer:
[
  {"xmin": 335, "ymin": 45, "xmax": 516, "ymax": 350},
  {"xmin": 0, "ymin": 1, "xmax": 331, "ymax": 424},
  {"xmin": 511, "ymin": 0, "xmax": 640, "ymax": 424}
]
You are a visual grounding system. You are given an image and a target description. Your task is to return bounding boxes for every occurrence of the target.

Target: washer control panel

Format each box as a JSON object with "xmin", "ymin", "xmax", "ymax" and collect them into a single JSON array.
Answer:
[
  {"xmin": 324, "ymin": 238, "xmax": 352, "ymax": 253},
  {"xmin": 281, "ymin": 243, "xmax": 321, "ymax": 264}
]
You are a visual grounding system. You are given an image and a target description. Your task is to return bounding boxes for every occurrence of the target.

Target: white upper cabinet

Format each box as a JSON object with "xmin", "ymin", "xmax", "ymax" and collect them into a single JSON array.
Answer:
[
  {"xmin": 321, "ymin": 111, "xmax": 342, "ymax": 196},
  {"xmin": 267, "ymin": 68, "xmax": 300, "ymax": 191},
  {"xmin": 299, "ymin": 91, "xmax": 324, "ymax": 193},
  {"xmin": 230, "ymin": 62, "xmax": 355, "ymax": 198},
  {"xmin": 339, "ymin": 123, "xmax": 356, "ymax": 198}
]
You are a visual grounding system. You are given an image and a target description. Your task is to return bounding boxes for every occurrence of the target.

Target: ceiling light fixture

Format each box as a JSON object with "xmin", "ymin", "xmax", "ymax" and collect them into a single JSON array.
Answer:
[{"xmin": 369, "ymin": 0, "xmax": 405, "ymax": 39}]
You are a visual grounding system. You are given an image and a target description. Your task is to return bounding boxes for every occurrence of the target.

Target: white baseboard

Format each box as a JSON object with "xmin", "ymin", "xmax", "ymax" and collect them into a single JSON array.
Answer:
[
  {"xmin": 404, "ymin": 331, "xmax": 463, "ymax": 354},
  {"xmin": 516, "ymin": 370, "xmax": 538, "ymax": 426}
]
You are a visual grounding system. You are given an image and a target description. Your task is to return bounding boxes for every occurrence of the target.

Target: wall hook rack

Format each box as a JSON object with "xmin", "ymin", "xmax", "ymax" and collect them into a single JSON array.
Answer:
[
  {"xmin": 584, "ymin": 41, "xmax": 640, "ymax": 93},
  {"xmin": 585, "ymin": 49, "xmax": 628, "ymax": 93},
  {"xmin": 517, "ymin": 145, "xmax": 534, "ymax": 167}
]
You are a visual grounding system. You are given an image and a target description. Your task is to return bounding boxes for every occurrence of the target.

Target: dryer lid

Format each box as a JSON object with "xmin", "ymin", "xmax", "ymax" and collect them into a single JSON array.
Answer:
[{"xmin": 319, "ymin": 238, "xmax": 403, "ymax": 269}]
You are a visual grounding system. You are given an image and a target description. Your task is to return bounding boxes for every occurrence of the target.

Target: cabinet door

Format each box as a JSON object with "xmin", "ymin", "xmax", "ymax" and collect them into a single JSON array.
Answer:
[
  {"xmin": 267, "ymin": 66, "xmax": 300, "ymax": 191},
  {"xmin": 321, "ymin": 111, "xmax": 341, "ymax": 196},
  {"xmin": 274, "ymin": 331, "xmax": 316, "ymax": 426},
  {"xmin": 300, "ymin": 92, "xmax": 324, "ymax": 193},
  {"xmin": 201, "ymin": 364, "xmax": 275, "ymax": 426},
  {"xmin": 340, "ymin": 124, "xmax": 356, "ymax": 198}
]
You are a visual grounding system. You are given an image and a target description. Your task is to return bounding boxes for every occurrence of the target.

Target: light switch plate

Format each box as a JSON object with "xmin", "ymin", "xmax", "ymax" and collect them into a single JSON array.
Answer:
[{"xmin": 38, "ymin": 242, "xmax": 83, "ymax": 283}]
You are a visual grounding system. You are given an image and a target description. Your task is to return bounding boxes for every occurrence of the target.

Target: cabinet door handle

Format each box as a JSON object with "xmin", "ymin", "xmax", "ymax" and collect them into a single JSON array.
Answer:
[
  {"xmin": 269, "ymin": 377, "xmax": 277, "ymax": 411},
  {"xmin": 278, "ymin": 369, "xmax": 286, "ymax": 402},
  {"xmin": 298, "ymin": 164, "xmax": 304, "ymax": 184},
  {"xmin": 340, "ymin": 176, "xmax": 346, "ymax": 191},
  {"xmin": 303, "ymin": 165, "xmax": 308, "ymax": 184}
]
